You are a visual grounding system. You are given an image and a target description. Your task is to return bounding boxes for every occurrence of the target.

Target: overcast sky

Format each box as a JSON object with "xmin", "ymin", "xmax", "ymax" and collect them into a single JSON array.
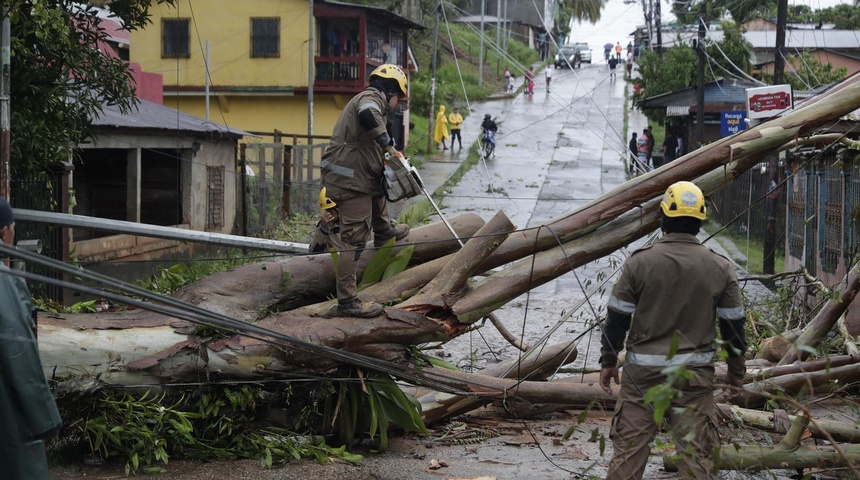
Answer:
[{"xmin": 569, "ymin": 0, "xmax": 855, "ymax": 52}]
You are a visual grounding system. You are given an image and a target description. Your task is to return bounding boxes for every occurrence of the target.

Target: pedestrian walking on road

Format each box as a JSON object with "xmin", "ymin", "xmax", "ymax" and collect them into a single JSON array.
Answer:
[
  {"xmin": 525, "ymin": 67, "xmax": 535, "ymax": 95},
  {"xmin": 0, "ymin": 197, "xmax": 64, "ymax": 480},
  {"xmin": 614, "ymin": 41, "xmax": 622, "ymax": 60},
  {"xmin": 320, "ymin": 64, "xmax": 410, "ymax": 317},
  {"xmin": 448, "ymin": 107, "xmax": 464, "ymax": 149},
  {"xmin": 503, "ymin": 66, "xmax": 511, "ymax": 93},
  {"xmin": 627, "ymin": 132, "xmax": 638, "ymax": 175},
  {"xmin": 434, "ymin": 105, "xmax": 450, "ymax": 150},
  {"xmin": 599, "ymin": 181, "xmax": 747, "ymax": 480},
  {"xmin": 608, "ymin": 57, "xmax": 618, "ymax": 80},
  {"xmin": 626, "ymin": 50, "xmax": 634, "ymax": 78},
  {"xmin": 544, "ymin": 66, "xmax": 553, "ymax": 93}
]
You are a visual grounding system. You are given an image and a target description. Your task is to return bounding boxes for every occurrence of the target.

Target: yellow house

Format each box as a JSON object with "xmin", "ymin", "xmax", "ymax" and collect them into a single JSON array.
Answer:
[{"xmin": 130, "ymin": 0, "xmax": 422, "ymax": 147}]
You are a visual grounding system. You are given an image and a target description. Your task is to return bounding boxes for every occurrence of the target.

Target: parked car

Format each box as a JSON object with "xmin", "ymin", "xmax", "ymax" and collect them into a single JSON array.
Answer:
[
  {"xmin": 555, "ymin": 45, "xmax": 581, "ymax": 68},
  {"xmin": 555, "ymin": 43, "xmax": 592, "ymax": 68}
]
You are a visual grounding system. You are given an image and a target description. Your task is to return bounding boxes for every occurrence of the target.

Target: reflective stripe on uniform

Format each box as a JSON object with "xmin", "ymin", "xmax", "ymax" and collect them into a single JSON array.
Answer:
[
  {"xmin": 608, "ymin": 295, "xmax": 636, "ymax": 314},
  {"xmin": 626, "ymin": 350, "xmax": 715, "ymax": 367},
  {"xmin": 321, "ymin": 160, "xmax": 355, "ymax": 178},
  {"xmin": 358, "ymin": 102, "xmax": 382, "ymax": 114},
  {"xmin": 717, "ymin": 306, "xmax": 745, "ymax": 320}
]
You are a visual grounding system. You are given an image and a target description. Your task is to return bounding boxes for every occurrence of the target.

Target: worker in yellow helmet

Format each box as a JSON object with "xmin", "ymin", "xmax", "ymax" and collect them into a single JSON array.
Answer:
[
  {"xmin": 320, "ymin": 64, "xmax": 411, "ymax": 317},
  {"xmin": 308, "ymin": 188, "xmax": 341, "ymax": 254},
  {"xmin": 598, "ymin": 181, "xmax": 747, "ymax": 479}
]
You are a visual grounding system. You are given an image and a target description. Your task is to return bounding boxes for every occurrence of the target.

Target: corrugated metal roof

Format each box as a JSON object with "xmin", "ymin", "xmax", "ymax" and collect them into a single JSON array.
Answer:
[
  {"xmin": 666, "ymin": 105, "xmax": 690, "ymax": 116},
  {"xmin": 654, "ymin": 29, "xmax": 860, "ymax": 51},
  {"xmin": 92, "ymin": 98, "xmax": 248, "ymax": 138}
]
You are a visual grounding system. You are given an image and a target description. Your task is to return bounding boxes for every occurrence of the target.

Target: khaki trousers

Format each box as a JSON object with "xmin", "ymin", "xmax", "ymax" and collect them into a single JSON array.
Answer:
[
  {"xmin": 328, "ymin": 190, "xmax": 390, "ymax": 303},
  {"xmin": 606, "ymin": 364, "xmax": 719, "ymax": 480}
]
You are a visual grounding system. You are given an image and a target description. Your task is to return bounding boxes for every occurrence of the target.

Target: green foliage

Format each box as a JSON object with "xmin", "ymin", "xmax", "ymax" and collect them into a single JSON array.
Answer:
[
  {"xmin": 812, "ymin": 4, "xmax": 860, "ymax": 29},
  {"xmin": 82, "ymin": 386, "xmax": 361, "ymax": 474},
  {"xmin": 358, "ymin": 241, "xmax": 414, "ymax": 288},
  {"xmin": 760, "ymin": 53, "xmax": 848, "ymax": 91},
  {"xmin": 9, "ymin": 0, "xmax": 176, "ymax": 178},
  {"xmin": 635, "ymin": 46, "xmax": 697, "ymax": 123},
  {"xmin": 136, "ymin": 253, "xmax": 257, "ymax": 295},
  {"xmin": 636, "ymin": 21, "xmax": 752, "ymax": 125},
  {"xmin": 408, "ymin": 23, "xmax": 538, "ymax": 119},
  {"xmin": 335, "ymin": 370, "xmax": 427, "ymax": 451}
]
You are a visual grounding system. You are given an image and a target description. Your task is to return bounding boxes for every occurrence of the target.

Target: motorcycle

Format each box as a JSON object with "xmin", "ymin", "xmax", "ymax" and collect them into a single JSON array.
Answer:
[{"xmin": 481, "ymin": 128, "xmax": 496, "ymax": 159}]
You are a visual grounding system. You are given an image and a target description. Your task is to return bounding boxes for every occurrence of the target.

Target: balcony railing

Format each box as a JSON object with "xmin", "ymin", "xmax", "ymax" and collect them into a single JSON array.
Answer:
[{"xmin": 315, "ymin": 57, "xmax": 362, "ymax": 91}]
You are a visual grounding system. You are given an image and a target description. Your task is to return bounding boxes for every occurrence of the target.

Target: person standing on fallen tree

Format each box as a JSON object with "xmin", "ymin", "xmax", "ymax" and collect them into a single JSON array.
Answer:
[
  {"xmin": 598, "ymin": 181, "xmax": 747, "ymax": 480},
  {"xmin": 0, "ymin": 197, "xmax": 63, "ymax": 479},
  {"xmin": 320, "ymin": 64, "xmax": 410, "ymax": 318}
]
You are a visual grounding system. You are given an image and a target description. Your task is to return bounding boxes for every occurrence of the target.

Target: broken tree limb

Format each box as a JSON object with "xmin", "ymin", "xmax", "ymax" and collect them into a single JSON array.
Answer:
[
  {"xmin": 488, "ymin": 312, "xmax": 530, "ymax": 351},
  {"xmin": 717, "ymin": 362, "xmax": 860, "ymax": 408},
  {"xmin": 717, "ymin": 413, "xmax": 860, "ymax": 475},
  {"xmin": 716, "ymin": 403, "xmax": 860, "ymax": 443},
  {"xmin": 416, "ymin": 342, "xmax": 578, "ymax": 425},
  {"xmin": 778, "ymin": 259, "xmax": 860, "ymax": 365},
  {"xmin": 400, "ymin": 211, "xmax": 514, "ymax": 312},
  {"xmin": 414, "ymin": 366, "xmax": 615, "ymax": 411},
  {"xmin": 177, "ymin": 213, "xmax": 485, "ymax": 320},
  {"xmin": 745, "ymin": 354, "xmax": 860, "ymax": 381}
]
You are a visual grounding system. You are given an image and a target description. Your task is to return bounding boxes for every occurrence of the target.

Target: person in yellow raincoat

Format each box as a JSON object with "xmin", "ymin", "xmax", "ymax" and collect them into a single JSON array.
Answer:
[
  {"xmin": 447, "ymin": 107, "xmax": 464, "ymax": 149},
  {"xmin": 434, "ymin": 105, "xmax": 450, "ymax": 150}
]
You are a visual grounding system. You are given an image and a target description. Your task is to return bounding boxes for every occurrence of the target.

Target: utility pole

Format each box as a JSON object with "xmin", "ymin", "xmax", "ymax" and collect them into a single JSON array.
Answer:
[
  {"xmin": 773, "ymin": 0, "xmax": 788, "ymax": 85},
  {"xmin": 0, "ymin": 6, "xmax": 10, "ymax": 199},
  {"xmin": 496, "ymin": 0, "xmax": 501, "ymax": 76},
  {"xmin": 308, "ymin": 0, "xmax": 315, "ymax": 147},
  {"xmin": 427, "ymin": 0, "xmax": 441, "ymax": 153},
  {"xmin": 654, "ymin": 0, "xmax": 662, "ymax": 56},
  {"xmin": 479, "ymin": 0, "xmax": 485, "ymax": 88},
  {"xmin": 696, "ymin": 4, "xmax": 706, "ymax": 146},
  {"xmin": 764, "ymin": 0, "xmax": 788, "ymax": 274}
]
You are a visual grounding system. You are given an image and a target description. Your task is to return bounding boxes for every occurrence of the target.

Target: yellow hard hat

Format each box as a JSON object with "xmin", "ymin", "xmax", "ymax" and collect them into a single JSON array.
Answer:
[
  {"xmin": 370, "ymin": 64, "xmax": 408, "ymax": 96},
  {"xmin": 660, "ymin": 181, "xmax": 706, "ymax": 220},
  {"xmin": 319, "ymin": 187, "xmax": 336, "ymax": 210}
]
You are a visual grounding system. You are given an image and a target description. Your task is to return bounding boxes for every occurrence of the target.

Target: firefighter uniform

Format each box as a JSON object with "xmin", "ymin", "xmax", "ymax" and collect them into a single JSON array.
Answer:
[
  {"xmin": 601, "ymin": 232, "xmax": 745, "ymax": 479},
  {"xmin": 320, "ymin": 87, "xmax": 393, "ymax": 305}
]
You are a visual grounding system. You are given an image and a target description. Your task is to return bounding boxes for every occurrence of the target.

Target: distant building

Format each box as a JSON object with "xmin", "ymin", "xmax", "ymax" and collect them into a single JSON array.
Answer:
[{"xmin": 129, "ymin": 0, "xmax": 423, "ymax": 146}]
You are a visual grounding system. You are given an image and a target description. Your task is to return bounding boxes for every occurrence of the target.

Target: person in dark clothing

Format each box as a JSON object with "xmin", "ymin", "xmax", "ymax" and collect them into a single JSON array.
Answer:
[
  {"xmin": 628, "ymin": 132, "xmax": 638, "ymax": 175},
  {"xmin": 0, "ymin": 197, "xmax": 63, "ymax": 479},
  {"xmin": 608, "ymin": 57, "xmax": 618, "ymax": 79},
  {"xmin": 662, "ymin": 130, "xmax": 679, "ymax": 163}
]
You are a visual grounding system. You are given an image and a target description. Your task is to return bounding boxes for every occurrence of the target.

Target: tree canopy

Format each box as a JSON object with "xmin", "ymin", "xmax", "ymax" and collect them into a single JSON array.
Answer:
[
  {"xmin": 8, "ymin": 0, "xmax": 175, "ymax": 179},
  {"xmin": 635, "ymin": 21, "xmax": 752, "ymax": 123}
]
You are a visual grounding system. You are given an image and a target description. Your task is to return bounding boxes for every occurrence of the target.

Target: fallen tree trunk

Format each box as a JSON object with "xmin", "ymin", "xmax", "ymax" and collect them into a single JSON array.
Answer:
[
  {"xmin": 716, "ymin": 403, "xmax": 860, "ymax": 443},
  {"xmin": 416, "ymin": 342, "xmax": 578, "ymax": 425},
  {"xmin": 717, "ymin": 415, "xmax": 860, "ymax": 476},
  {"xmin": 718, "ymin": 362, "xmax": 860, "ymax": 408},
  {"xmin": 175, "ymin": 214, "xmax": 485, "ymax": 321},
  {"xmin": 778, "ymin": 259, "xmax": 860, "ymax": 365}
]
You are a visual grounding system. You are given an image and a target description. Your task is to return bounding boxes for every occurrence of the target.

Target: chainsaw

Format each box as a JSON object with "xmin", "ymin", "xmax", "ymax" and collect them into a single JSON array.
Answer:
[
  {"xmin": 382, "ymin": 151, "xmax": 423, "ymax": 202},
  {"xmin": 382, "ymin": 151, "xmax": 464, "ymax": 247}
]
